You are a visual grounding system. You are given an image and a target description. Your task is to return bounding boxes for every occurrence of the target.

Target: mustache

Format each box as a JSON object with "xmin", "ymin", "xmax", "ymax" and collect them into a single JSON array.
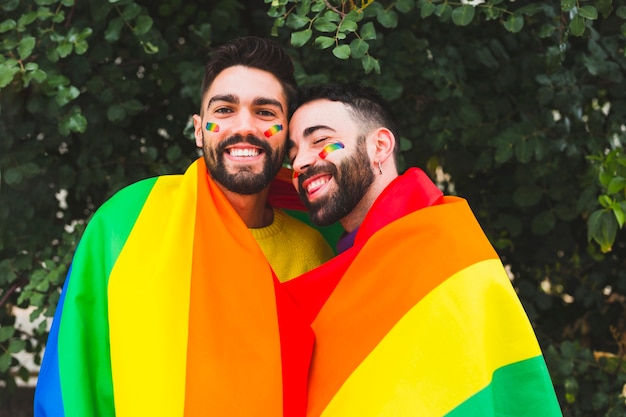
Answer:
[{"xmin": 216, "ymin": 134, "xmax": 272, "ymax": 153}]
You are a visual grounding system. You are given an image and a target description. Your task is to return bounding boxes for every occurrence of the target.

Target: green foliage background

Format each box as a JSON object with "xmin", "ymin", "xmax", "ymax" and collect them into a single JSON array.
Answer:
[{"xmin": 1, "ymin": 0, "xmax": 626, "ymax": 414}]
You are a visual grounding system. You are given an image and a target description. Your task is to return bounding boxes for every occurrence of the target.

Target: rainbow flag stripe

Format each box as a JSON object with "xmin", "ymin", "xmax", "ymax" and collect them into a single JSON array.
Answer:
[
  {"xmin": 205, "ymin": 122, "xmax": 219, "ymax": 132},
  {"xmin": 318, "ymin": 142, "xmax": 344, "ymax": 159},
  {"xmin": 264, "ymin": 124, "xmax": 283, "ymax": 138},
  {"xmin": 285, "ymin": 168, "xmax": 562, "ymax": 417},
  {"xmin": 34, "ymin": 158, "xmax": 312, "ymax": 417}
]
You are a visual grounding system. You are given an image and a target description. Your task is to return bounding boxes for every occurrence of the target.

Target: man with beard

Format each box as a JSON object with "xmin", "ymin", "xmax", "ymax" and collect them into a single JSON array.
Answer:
[
  {"xmin": 285, "ymin": 83, "xmax": 562, "ymax": 416},
  {"xmin": 34, "ymin": 37, "xmax": 333, "ymax": 417}
]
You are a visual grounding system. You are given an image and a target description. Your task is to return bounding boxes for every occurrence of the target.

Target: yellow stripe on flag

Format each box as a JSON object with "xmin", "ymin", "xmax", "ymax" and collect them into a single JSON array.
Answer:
[
  {"xmin": 108, "ymin": 171, "xmax": 197, "ymax": 417},
  {"xmin": 321, "ymin": 259, "xmax": 542, "ymax": 417}
]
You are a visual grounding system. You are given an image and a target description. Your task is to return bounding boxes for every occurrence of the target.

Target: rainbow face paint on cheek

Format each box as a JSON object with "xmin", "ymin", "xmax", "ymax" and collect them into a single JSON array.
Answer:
[
  {"xmin": 205, "ymin": 122, "xmax": 219, "ymax": 132},
  {"xmin": 264, "ymin": 124, "xmax": 283, "ymax": 138},
  {"xmin": 319, "ymin": 142, "xmax": 345, "ymax": 159}
]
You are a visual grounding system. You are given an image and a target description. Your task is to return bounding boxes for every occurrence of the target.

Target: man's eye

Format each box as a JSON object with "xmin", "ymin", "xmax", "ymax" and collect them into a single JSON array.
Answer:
[
  {"xmin": 313, "ymin": 137, "xmax": 328, "ymax": 145},
  {"xmin": 258, "ymin": 110, "xmax": 276, "ymax": 117},
  {"xmin": 215, "ymin": 107, "xmax": 232, "ymax": 114}
]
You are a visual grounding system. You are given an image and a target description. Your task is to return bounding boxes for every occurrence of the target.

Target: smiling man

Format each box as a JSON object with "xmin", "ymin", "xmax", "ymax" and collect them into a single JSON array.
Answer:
[
  {"xmin": 34, "ymin": 37, "xmax": 333, "ymax": 417},
  {"xmin": 285, "ymin": 83, "xmax": 563, "ymax": 416}
]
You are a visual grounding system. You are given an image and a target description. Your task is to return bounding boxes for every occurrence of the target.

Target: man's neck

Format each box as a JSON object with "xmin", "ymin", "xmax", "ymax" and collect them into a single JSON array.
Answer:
[
  {"xmin": 217, "ymin": 183, "xmax": 274, "ymax": 228},
  {"xmin": 340, "ymin": 173, "xmax": 398, "ymax": 233}
]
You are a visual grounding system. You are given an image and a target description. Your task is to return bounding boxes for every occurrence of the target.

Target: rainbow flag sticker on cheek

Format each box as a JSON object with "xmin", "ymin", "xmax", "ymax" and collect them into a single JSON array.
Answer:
[
  {"xmin": 319, "ymin": 142, "xmax": 345, "ymax": 159},
  {"xmin": 264, "ymin": 124, "xmax": 283, "ymax": 138},
  {"xmin": 205, "ymin": 122, "xmax": 220, "ymax": 132}
]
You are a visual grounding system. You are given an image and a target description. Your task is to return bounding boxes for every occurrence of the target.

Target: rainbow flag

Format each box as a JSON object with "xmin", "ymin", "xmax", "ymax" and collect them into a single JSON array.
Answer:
[
  {"xmin": 285, "ymin": 168, "xmax": 562, "ymax": 416},
  {"xmin": 34, "ymin": 158, "xmax": 314, "ymax": 417}
]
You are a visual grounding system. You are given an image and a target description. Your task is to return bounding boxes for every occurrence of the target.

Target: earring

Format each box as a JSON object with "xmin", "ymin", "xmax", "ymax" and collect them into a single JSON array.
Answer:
[{"xmin": 377, "ymin": 161, "xmax": 383, "ymax": 175}]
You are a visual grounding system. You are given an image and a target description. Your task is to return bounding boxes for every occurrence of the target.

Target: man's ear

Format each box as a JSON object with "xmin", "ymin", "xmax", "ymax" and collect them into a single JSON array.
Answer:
[
  {"xmin": 372, "ymin": 127, "xmax": 395, "ymax": 163},
  {"xmin": 192, "ymin": 114, "xmax": 203, "ymax": 148}
]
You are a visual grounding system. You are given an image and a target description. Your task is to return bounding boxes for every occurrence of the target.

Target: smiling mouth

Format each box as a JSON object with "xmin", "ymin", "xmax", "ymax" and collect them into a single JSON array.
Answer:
[
  {"xmin": 227, "ymin": 147, "xmax": 262, "ymax": 157},
  {"xmin": 302, "ymin": 174, "xmax": 332, "ymax": 195}
]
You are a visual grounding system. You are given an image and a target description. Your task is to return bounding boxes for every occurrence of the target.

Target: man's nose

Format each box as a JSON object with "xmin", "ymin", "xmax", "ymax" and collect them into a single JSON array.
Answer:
[
  {"xmin": 232, "ymin": 111, "xmax": 257, "ymax": 136},
  {"xmin": 292, "ymin": 150, "xmax": 315, "ymax": 174}
]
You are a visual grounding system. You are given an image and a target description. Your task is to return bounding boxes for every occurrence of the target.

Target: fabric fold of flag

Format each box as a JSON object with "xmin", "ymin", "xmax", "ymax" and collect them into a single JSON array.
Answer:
[
  {"xmin": 285, "ymin": 168, "xmax": 562, "ymax": 417},
  {"xmin": 34, "ymin": 158, "xmax": 313, "ymax": 417}
]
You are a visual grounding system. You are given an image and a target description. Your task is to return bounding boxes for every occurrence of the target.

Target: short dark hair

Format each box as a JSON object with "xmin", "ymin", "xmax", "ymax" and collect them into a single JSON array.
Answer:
[
  {"xmin": 292, "ymin": 83, "xmax": 399, "ymax": 156},
  {"xmin": 200, "ymin": 36, "xmax": 296, "ymax": 111}
]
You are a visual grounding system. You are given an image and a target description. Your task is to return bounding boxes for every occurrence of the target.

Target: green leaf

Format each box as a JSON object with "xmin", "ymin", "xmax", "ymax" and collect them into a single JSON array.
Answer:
[
  {"xmin": 578, "ymin": 5, "xmax": 598, "ymax": 20},
  {"xmin": 607, "ymin": 176, "xmax": 626, "ymax": 194},
  {"xmin": 569, "ymin": 14, "xmax": 585, "ymax": 36},
  {"xmin": 17, "ymin": 36, "xmax": 36, "ymax": 60},
  {"xmin": 122, "ymin": 3, "xmax": 141, "ymax": 20},
  {"xmin": 55, "ymin": 85, "xmax": 80, "ymax": 106},
  {"xmin": 17, "ymin": 11, "xmax": 38, "ymax": 28},
  {"xmin": 513, "ymin": 185, "xmax": 543, "ymax": 207},
  {"xmin": 67, "ymin": 111, "xmax": 87, "ymax": 133},
  {"xmin": 0, "ymin": 19, "xmax": 16, "ymax": 33},
  {"xmin": 142, "ymin": 41, "xmax": 158, "ymax": 54},
  {"xmin": 360, "ymin": 21, "xmax": 376, "ymax": 40},
  {"xmin": 286, "ymin": 12, "xmax": 310, "ymax": 30},
  {"xmin": 313, "ymin": 16, "xmax": 337, "ymax": 33},
  {"xmin": 434, "ymin": 4, "xmax": 452, "ymax": 19},
  {"xmin": 313, "ymin": 36, "xmax": 334, "ymax": 49},
  {"xmin": 588, "ymin": 209, "xmax": 617, "ymax": 252},
  {"xmin": 123, "ymin": 99, "xmax": 143, "ymax": 113},
  {"xmin": 339, "ymin": 18, "xmax": 358, "ymax": 33},
  {"xmin": 107, "ymin": 104, "xmax": 127, "ymax": 122},
  {"xmin": 291, "ymin": 29, "xmax": 312, "ymax": 47},
  {"xmin": 613, "ymin": 205, "xmax": 625, "ymax": 228},
  {"xmin": 0, "ymin": 62, "xmax": 20, "ymax": 88},
  {"xmin": 532, "ymin": 210, "xmax": 556, "ymax": 236},
  {"xmin": 75, "ymin": 39, "xmax": 88, "ymax": 55},
  {"xmin": 377, "ymin": 10, "xmax": 398, "ymax": 28},
  {"xmin": 133, "ymin": 15, "xmax": 153, "ymax": 36},
  {"xmin": 361, "ymin": 55, "xmax": 379, "ymax": 74},
  {"xmin": 419, "ymin": 0, "xmax": 436, "ymax": 18},
  {"xmin": 166, "ymin": 145, "xmax": 182, "ymax": 162},
  {"xmin": 0, "ymin": 326, "xmax": 14, "ymax": 342},
  {"xmin": 7, "ymin": 339, "xmax": 26, "ymax": 354},
  {"xmin": 503, "ymin": 14, "xmax": 524, "ymax": 33},
  {"xmin": 451, "ymin": 5, "xmax": 475, "ymax": 26},
  {"xmin": 349, "ymin": 38, "xmax": 369, "ymax": 59},
  {"xmin": 515, "ymin": 138, "xmax": 534, "ymax": 163},
  {"xmin": 56, "ymin": 41, "xmax": 73, "ymax": 58},
  {"xmin": 4, "ymin": 168, "xmax": 23, "ymax": 185},
  {"xmin": 395, "ymin": 0, "xmax": 415, "ymax": 13},
  {"xmin": 332, "ymin": 44, "xmax": 351, "ymax": 59},
  {"xmin": 0, "ymin": 353, "xmax": 11, "ymax": 373},
  {"xmin": 105, "ymin": 18, "xmax": 124, "ymax": 42},
  {"xmin": 561, "ymin": 0, "xmax": 576, "ymax": 12}
]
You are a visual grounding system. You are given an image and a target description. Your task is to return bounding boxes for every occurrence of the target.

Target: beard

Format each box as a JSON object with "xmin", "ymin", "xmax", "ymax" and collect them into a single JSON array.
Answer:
[
  {"xmin": 203, "ymin": 133, "xmax": 285, "ymax": 195},
  {"xmin": 298, "ymin": 135, "xmax": 375, "ymax": 226}
]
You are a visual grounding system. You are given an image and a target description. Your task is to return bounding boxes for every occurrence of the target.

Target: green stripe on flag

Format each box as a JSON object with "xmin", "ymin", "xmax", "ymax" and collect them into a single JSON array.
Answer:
[
  {"xmin": 58, "ymin": 178, "xmax": 157, "ymax": 417},
  {"xmin": 445, "ymin": 355, "xmax": 561, "ymax": 417}
]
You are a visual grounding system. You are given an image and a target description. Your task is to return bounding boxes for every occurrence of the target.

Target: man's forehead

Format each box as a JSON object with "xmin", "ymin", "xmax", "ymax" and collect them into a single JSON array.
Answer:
[
  {"xmin": 292, "ymin": 101, "xmax": 349, "ymax": 132},
  {"xmin": 204, "ymin": 66, "xmax": 286, "ymax": 104}
]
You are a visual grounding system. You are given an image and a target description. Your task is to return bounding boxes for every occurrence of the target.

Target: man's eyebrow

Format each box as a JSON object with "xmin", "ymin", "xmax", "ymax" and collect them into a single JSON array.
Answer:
[
  {"xmin": 303, "ymin": 125, "xmax": 336, "ymax": 137},
  {"xmin": 253, "ymin": 97, "xmax": 284, "ymax": 113},
  {"xmin": 207, "ymin": 94, "xmax": 238, "ymax": 109}
]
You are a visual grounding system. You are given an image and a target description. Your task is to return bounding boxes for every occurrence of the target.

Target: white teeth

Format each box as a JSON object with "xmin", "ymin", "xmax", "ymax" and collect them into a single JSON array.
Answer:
[
  {"xmin": 307, "ymin": 178, "xmax": 328, "ymax": 192},
  {"xmin": 229, "ymin": 148, "xmax": 259, "ymax": 157}
]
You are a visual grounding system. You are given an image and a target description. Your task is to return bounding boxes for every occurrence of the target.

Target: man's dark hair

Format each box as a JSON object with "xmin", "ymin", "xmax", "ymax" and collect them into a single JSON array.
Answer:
[
  {"xmin": 200, "ymin": 36, "xmax": 297, "ymax": 111},
  {"xmin": 292, "ymin": 83, "xmax": 400, "ymax": 156}
]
